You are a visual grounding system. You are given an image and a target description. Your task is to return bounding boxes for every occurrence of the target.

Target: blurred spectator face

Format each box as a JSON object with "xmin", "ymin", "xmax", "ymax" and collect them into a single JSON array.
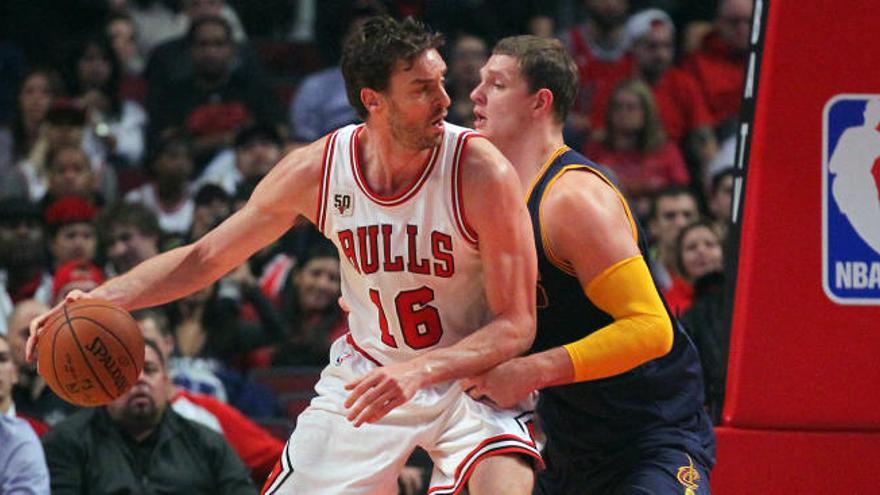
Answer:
[
  {"xmin": 235, "ymin": 139, "xmax": 281, "ymax": 180},
  {"xmin": 50, "ymin": 223, "xmax": 97, "ymax": 266},
  {"xmin": 19, "ymin": 72, "xmax": 55, "ymax": 128},
  {"xmin": 78, "ymin": 42, "xmax": 113, "ymax": 91},
  {"xmin": 185, "ymin": 0, "xmax": 224, "ymax": 19},
  {"xmin": 105, "ymin": 344, "xmax": 168, "ymax": 431},
  {"xmin": 717, "ymin": 0, "xmax": 753, "ymax": 52},
  {"xmin": 609, "ymin": 88, "xmax": 645, "ymax": 135},
  {"xmin": 106, "ymin": 224, "xmax": 159, "ymax": 274},
  {"xmin": 107, "ymin": 17, "xmax": 138, "ymax": 65},
  {"xmin": 585, "ymin": 0, "xmax": 629, "ymax": 30},
  {"xmin": 470, "ymin": 54, "xmax": 536, "ymax": 147},
  {"xmin": 651, "ymin": 193, "xmax": 699, "ymax": 251},
  {"xmin": 0, "ymin": 216, "xmax": 44, "ymax": 271},
  {"xmin": 191, "ymin": 22, "xmax": 234, "ymax": 80},
  {"xmin": 295, "ymin": 256, "xmax": 341, "ymax": 313},
  {"xmin": 680, "ymin": 225, "xmax": 723, "ymax": 280},
  {"xmin": 153, "ymin": 143, "xmax": 193, "ymax": 187},
  {"xmin": 451, "ymin": 35, "xmax": 488, "ymax": 89},
  {"xmin": 48, "ymin": 147, "xmax": 94, "ymax": 197},
  {"xmin": 633, "ymin": 23, "xmax": 675, "ymax": 80},
  {"xmin": 7, "ymin": 300, "xmax": 48, "ymax": 370},
  {"xmin": 46, "ymin": 122, "xmax": 84, "ymax": 149},
  {"xmin": 710, "ymin": 173, "xmax": 734, "ymax": 221},
  {"xmin": 137, "ymin": 316, "xmax": 174, "ymax": 363},
  {"xmin": 0, "ymin": 336, "xmax": 17, "ymax": 409}
]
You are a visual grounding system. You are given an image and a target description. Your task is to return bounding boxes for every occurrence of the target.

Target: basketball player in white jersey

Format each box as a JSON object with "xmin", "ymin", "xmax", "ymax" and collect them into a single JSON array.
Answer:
[{"xmin": 27, "ymin": 16, "xmax": 540, "ymax": 494}]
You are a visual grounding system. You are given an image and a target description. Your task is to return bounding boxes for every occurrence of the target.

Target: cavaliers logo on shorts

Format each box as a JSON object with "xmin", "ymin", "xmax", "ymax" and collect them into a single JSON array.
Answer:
[
  {"xmin": 675, "ymin": 454, "xmax": 700, "ymax": 495},
  {"xmin": 822, "ymin": 95, "xmax": 880, "ymax": 304}
]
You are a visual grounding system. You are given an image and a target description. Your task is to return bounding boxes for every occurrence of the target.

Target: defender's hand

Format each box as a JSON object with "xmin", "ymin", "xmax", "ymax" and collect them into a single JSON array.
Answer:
[
  {"xmin": 462, "ymin": 357, "xmax": 537, "ymax": 409},
  {"xmin": 343, "ymin": 360, "xmax": 428, "ymax": 427},
  {"xmin": 26, "ymin": 290, "xmax": 91, "ymax": 363}
]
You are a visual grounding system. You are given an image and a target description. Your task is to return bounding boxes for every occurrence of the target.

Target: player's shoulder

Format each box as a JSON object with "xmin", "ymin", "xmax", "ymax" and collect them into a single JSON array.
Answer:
[
  {"xmin": 542, "ymin": 165, "xmax": 627, "ymax": 228},
  {"xmin": 456, "ymin": 131, "xmax": 515, "ymax": 184}
]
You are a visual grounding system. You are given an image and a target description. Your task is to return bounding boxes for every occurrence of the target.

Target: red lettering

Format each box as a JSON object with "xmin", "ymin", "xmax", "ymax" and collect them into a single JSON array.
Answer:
[
  {"xmin": 431, "ymin": 231, "xmax": 454, "ymax": 278},
  {"xmin": 406, "ymin": 225, "xmax": 430, "ymax": 274},
  {"xmin": 337, "ymin": 230, "xmax": 360, "ymax": 273},
  {"xmin": 381, "ymin": 224, "xmax": 404, "ymax": 272},
  {"xmin": 357, "ymin": 225, "xmax": 380, "ymax": 274}
]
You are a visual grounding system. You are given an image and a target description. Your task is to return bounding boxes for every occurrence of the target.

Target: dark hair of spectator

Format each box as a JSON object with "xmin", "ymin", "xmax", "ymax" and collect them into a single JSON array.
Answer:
[
  {"xmin": 194, "ymin": 183, "xmax": 230, "ymax": 206},
  {"xmin": 648, "ymin": 184, "xmax": 697, "ymax": 221},
  {"xmin": 97, "ymin": 201, "xmax": 162, "ymax": 242},
  {"xmin": 143, "ymin": 337, "xmax": 166, "ymax": 368},
  {"xmin": 604, "ymin": 79, "xmax": 666, "ymax": 153},
  {"xmin": 11, "ymin": 68, "xmax": 66, "ymax": 159},
  {"xmin": 341, "ymin": 16, "xmax": 444, "ymax": 119},
  {"xmin": 492, "ymin": 35, "xmax": 579, "ymax": 124},
  {"xmin": 711, "ymin": 166, "xmax": 735, "ymax": 195},
  {"xmin": 674, "ymin": 219, "xmax": 722, "ymax": 278},
  {"xmin": 132, "ymin": 307, "xmax": 173, "ymax": 337},
  {"xmin": 187, "ymin": 15, "xmax": 233, "ymax": 45},
  {"xmin": 146, "ymin": 129, "xmax": 192, "ymax": 174},
  {"xmin": 65, "ymin": 34, "xmax": 123, "ymax": 118}
]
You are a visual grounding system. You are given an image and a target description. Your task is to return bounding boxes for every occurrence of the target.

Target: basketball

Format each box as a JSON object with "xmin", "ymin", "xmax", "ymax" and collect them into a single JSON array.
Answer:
[{"xmin": 37, "ymin": 298, "xmax": 144, "ymax": 407}]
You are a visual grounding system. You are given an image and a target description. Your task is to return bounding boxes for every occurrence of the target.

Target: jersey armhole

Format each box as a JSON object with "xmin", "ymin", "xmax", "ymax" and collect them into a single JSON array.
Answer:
[
  {"xmin": 451, "ymin": 131, "xmax": 480, "ymax": 246},
  {"xmin": 315, "ymin": 131, "xmax": 339, "ymax": 234}
]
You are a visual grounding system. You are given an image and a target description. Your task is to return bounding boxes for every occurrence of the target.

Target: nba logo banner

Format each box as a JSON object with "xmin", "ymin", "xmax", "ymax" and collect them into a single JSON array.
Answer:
[{"xmin": 823, "ymin": 95, "xmax": 880, "ymax": 304}]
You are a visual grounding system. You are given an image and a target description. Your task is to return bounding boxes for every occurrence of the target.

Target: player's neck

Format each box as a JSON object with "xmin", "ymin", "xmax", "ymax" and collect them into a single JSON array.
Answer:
[
  {"xmin": 499, "ymin": 125, "xmax": 565, "ymax": 188},
  {"xmin": 358, "ymin": 125, "xmax": 434, "ymax": 196}
]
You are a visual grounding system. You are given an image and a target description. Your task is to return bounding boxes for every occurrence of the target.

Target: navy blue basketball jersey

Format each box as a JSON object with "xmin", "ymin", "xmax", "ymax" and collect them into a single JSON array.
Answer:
[{"xmin": 525, "ymin": 146, "xmax": 713, "ymax": 456}]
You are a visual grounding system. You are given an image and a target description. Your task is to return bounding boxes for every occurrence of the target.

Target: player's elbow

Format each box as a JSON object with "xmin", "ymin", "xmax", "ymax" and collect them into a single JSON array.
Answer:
[{"xmin": 644, "ymin": 312, "xmax": 674, "ymax": 359}]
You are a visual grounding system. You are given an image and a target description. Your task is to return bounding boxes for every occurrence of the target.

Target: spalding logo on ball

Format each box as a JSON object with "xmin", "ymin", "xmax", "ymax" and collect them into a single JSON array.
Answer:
[{"xmin": 37, "ymin": 299, "xmax": 144, "ymax": 406}]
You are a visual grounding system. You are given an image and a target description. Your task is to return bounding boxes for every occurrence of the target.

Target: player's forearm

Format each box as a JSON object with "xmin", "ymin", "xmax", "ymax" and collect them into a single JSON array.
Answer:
[
  {"xmin": 92, "ymin": 243, "xmax": 226, "ymax": 311},
  {"xmin": 413, "ymin": 312, "xmax": 535, "ymax": 386}
]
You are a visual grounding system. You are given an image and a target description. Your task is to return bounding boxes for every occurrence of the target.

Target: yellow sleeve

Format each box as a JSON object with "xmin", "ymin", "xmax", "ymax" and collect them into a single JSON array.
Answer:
[{"xmin": 563, "ymin": 255, "xmax": 674, "ymax": 382}]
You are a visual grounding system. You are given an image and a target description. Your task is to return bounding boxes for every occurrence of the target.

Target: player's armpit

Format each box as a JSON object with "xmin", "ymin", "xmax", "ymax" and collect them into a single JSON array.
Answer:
[{"xmin": 564, "ymin": 255, "xmax": 673, "ymax": 382}]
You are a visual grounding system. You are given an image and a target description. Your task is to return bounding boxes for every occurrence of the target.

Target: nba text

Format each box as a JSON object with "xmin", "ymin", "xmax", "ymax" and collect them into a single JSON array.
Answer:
[{"xmin": 834, "ymin": 261, "xmax": 880, "ymax": 290}]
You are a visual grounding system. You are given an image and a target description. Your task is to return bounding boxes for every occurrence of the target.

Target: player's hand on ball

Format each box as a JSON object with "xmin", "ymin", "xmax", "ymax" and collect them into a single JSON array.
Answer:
[
  {"xmin": 344, "ymin": 360, "xmax": 427, "ymax": 427},
  {"xmin": 462, "ymin": 358, "xmax": 536, "ymax": 409},
  {"xmin": 25, "ymin": 289, "xmax": 91, "ymax": 363}
]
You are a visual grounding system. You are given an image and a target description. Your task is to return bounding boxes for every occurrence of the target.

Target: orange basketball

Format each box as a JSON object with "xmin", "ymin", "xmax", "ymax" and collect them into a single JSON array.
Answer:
[{"xmin": 37, "ymin": 298, "xmax": 144, "ymax": 407}]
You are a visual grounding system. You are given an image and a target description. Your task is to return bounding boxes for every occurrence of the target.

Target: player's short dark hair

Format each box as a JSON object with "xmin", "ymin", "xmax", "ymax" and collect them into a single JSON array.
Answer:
[
  {"xmin": 341, "ymin": 16, "xmax": 444, "ymax": 119},
  {"xmin": 492, "ymin": 35, "xmax": 579, "ymax": 124},
  {"xmin": 648, "ymin": 185, "xmax": 698, "ymax": 220}
]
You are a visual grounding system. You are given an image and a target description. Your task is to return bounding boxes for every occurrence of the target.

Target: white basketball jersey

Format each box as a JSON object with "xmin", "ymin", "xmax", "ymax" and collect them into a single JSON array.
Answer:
[{"xmin": 316, "ymin": 123, "xmax": 489, "ymax": 364}]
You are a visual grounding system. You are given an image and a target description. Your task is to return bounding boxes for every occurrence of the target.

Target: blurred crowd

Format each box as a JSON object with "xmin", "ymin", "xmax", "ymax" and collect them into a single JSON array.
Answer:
[{"xmin": 0, "ymin": 0, "xmax": 748, "ymax": 493}]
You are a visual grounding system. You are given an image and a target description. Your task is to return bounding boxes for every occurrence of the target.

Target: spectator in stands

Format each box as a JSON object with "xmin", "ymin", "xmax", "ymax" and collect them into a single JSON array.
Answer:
[
  {"xmin": 189, "ymin": 183, "xmax": 232, "ymax": 242},
  {"xmin": 708, "ymin": 166, "xmax": 734, "ymax": 238},
  {"xmin": 0, "ymin": 409, "xmax": 50, "ymax": 493},
  {"xmin": 1, "ymin": 332, "xmax": 50, "ymax": 437},
  {"xmin": 129, "ymin": 0, "xmax": 247, "ymax": 57},
  {"xmin": 50, "ymin": 260, "xmax": 105, "ymax": 305},
  {"xmin": 446, "ymin": 33, "xmax": 489, "ymax": 128},
  {"xmin": 682, "ymin": 0, "xmax": 752, "ymax": 135},
  {"xmin": 0, "ymin": 69, "xmax": 65, "ymax": 199},
  {"xmin": 7, "ymin": 300, "xmax": 77, "ymax": 427},
  {"xmin": 272, "ymin": 242, "xmax": 345, "ymax": 367},
  {"xmin": 584, "ymin": 79, "xmax": 689, "ymax": 216},
  {"xmin": 42, "ymin": 339, "xmax": 257, "ymax": 494},
  {"xmin": 107, "ymin": 12, "xmax": 146, "ymax": 77},
  {"xmin": 125, "ymin": 131, "xmax": 195, "ymax": 236},
  {"xmin": 195, "ymin": 123, "xmax": 283, "ymax": 195},
  {"xmin": 44, "ymin": 196, "xmax": 99, "ymax": 269},
  {"xmin": 0, "ymin": 200, "xmax": 52, "ymax": 332},
  {"xmin": 647, "ymin": 186, "xmax": 699, "ymax": 292},
  {"xmin": 40, "ymin": 146, "xmax": 101, "ymax": 212},
  {"xmin": 626, "ymin": 9, "xmax": 717, "ymax": 168},
  {"xmin": 147, "ymin": 15, "xmax": 283, "ymax": 167},
  {"xmin": 665, "ymin": 218, "xmax": 723, "ymax": 314},
  {"xmin": 135, "ymin": 308, "xmax": 284, "ymax": 483},
  {"xmin": 97, "ymin": 201, "xmax": 161, "ymax": 276},
  {"xmin": 678, "ymin": 221, "xmax": 728, "ymax": 423},
  {"xmin": 64, "ymin": 35, "xmax": 147, "ymax": 168},
  {"xmin": 560, "ymin": 0, "xmax": 634, "ymax": 146}
]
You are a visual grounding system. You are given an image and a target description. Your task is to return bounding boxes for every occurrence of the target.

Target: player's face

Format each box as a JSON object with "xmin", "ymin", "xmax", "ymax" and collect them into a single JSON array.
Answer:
[
  {"xmin": 471, "ymin": 54, "xmax": 535, "ymax": 144},
  {"xmin": 51, "ymin": 223, "xmax": 97, "ymax": 265},
  {"xmin": 0, "ymin": 338, "xmax": 18, "ymax": 406},
  {"xmin": 295, "ymin": 256, "xmax": 341, "ymax": 312},
  {"xmin": 634, "ymin": 25, "xmax": 675, "ymax": 79},
  {"xmin": 107, "ymin": 345, "xmax": 167, "ymax": 426},
  {"xmin": 382, "ymin": 49, "xmax": 450, "ymax": 150},
  {"xmin": 680, "ymin": 226, "xmax": 723, "ymax": 280}
]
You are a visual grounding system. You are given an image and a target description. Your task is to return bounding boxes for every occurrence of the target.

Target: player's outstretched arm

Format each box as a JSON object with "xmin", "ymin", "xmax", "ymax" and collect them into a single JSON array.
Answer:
[
  {"xmin": 344, "ymin": 137, "xmax": 537, "ymax": 425},
  {"xmin": 26, "ymin": 138, "xmax": 327, "ymax": 361},
  {"xmin": 465, "ymin": 170, "xmax": 674, "ymax": 407}
]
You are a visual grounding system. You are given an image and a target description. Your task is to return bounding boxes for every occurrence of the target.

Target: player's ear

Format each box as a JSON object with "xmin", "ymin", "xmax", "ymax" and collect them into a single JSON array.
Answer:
[
  {"xmin": 534, "ymin": 88, "xmax": 554, "ymax": 117},
  {"xmin": 361, "ymin": 88, "xmax": 382, "ymax": 115}
]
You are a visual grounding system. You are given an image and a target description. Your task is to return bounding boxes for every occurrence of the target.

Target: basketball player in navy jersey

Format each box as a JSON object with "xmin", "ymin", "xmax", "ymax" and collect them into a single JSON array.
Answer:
[
  {"xmin": 28, "ymin": 17, "xmax": 541, "ymax": 494},
  {"xmin": 467, "ymin": 35, "xmax": 716, "ymax": 494}
]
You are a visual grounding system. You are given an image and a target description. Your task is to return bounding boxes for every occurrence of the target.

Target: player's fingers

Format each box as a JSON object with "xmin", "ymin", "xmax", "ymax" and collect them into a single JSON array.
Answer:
[
  {"xmin": 362, "ymin": 394, "xmax": 406, "ymax": 425},
  {"xmin": 25, "ymin": 308, "xmax": 58, "ymax": 363},
  {"xmin": 343, "ymin": 372, "xmax": 381, "ymax": 406},
  {"xmin": 64, "ymin": 289, "xmax": 89, "ymax": 303},
  {"xmin": 346, "ymin": 380, "xmax": 388, "ymax": 422}
]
